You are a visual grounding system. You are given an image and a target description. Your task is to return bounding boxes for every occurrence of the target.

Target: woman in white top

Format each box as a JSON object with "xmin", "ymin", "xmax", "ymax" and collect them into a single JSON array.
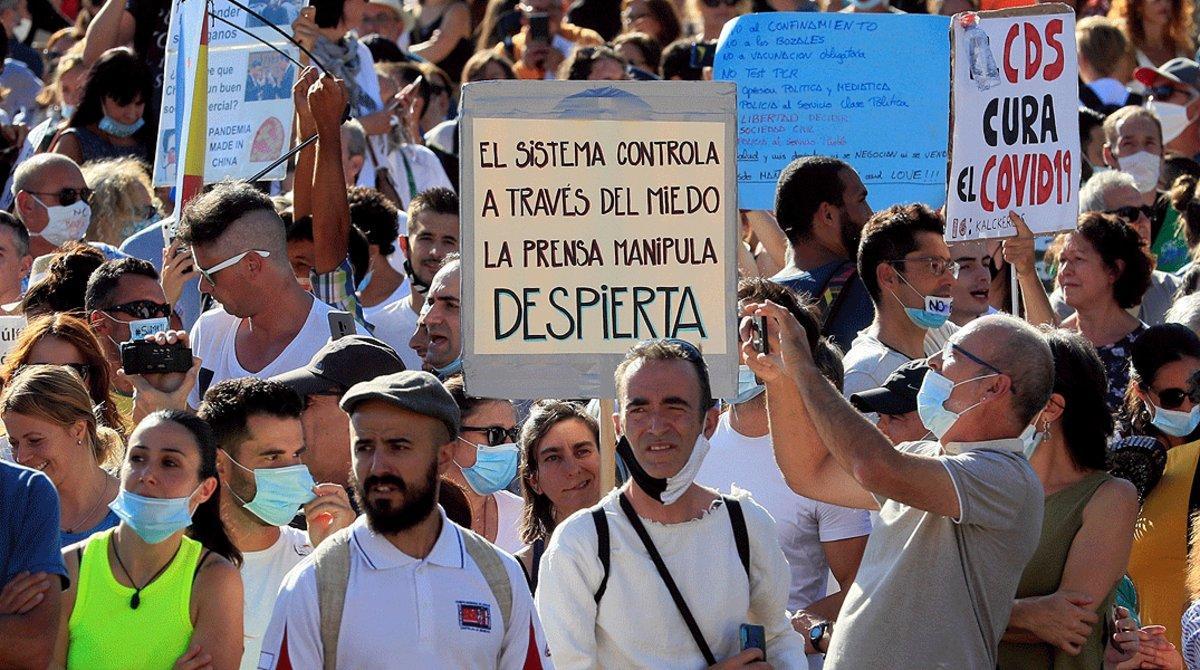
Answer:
[
  {"xmin": 443, "ymin": 375, "xmax": 525, "ymax": 554},
  {"xmin": 1109, "ymin": 0, "xmax": 1193, "ymax": 68}
]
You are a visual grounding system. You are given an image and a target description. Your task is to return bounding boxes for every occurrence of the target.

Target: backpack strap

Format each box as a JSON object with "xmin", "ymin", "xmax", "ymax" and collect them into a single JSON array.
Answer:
[
  {"xmin": 818, "ymin": 261, "xmax": 858, "ymax": 334},
  {"xmin": 313, "ymin": 526, "xmax": 354, "ymax": 670},
  {"xmin": 592, "ymin": 507, "xmax": 610, "ymax": 604},
  {"xmin": 724, "ymin": 496, "xmax": 750, "ymax": 579},
  {"xmin": 460, "ymin": 527, "xmax": 513, "ymax": 638}
]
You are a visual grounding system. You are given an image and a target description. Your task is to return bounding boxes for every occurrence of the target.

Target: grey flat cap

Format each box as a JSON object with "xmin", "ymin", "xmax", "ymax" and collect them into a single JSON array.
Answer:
[{"xmin": 340, "ymin": 370, "xmax": 461, "ymax": 438}]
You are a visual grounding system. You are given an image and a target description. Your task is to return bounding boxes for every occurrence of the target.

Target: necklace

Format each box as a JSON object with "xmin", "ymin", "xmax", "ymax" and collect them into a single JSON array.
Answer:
[
  {"xmin": 111, "ymin": 537, "xmax": 182, "ymax": 610},
  {"xmin": 63, "ymin": 476, "xmax": 110, "ymax": 534}
]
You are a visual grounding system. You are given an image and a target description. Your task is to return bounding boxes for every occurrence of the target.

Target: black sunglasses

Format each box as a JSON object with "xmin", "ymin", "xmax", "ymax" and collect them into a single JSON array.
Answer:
[
  {"xmin": 1106, "ymin": 205, "xmax": 1154, "ymax": 223},
  {"xmin": 24, "ymin": 187, "xmax": 93, "ymax": 207},
  {"xmin": 461, "ymin": 425, "xmax": 521, "ymax": 446},
  {"xmin": 1153, "ymin": 371, "xmax": 1200, "ymax": 410},
  {"xmin": 1149, "ymin": 85, "xmax": 1180, "ymax": 100},
  {"xmin": 104, "ymin": 300, "xmax": 172, "ymax": 320}
]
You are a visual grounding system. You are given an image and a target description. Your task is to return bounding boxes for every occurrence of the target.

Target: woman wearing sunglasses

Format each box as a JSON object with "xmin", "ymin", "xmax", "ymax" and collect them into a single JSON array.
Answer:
[
  {"xmin": 0, "ymin": 365, "xmax": 124, "ymax": 547},
  {"xmin": 0, "ymin": 313, "xmax": 127, "ymax": 438},
  {"xmin": 444, "ymin": 374, "xmax": 525, "ymax": 554},
  {"xmin": 1057, "ymin": 212, "xmax": 1155, "ymax": 413},
  {"xmin": 1110, "ymin": 324, "xmax": 1200, "ymax": 651},
  {"xmin": 685, "ymin": 0, "xmax": 748, "ymax": 41},
  {"xmin": 621, "ymin": 0, "xmax": 681, "ymax": 48},
  {"xmin": 514, "ymin": 400, "xmax": 602, "ymax": 591},
  {"xmin": 53, "ymin": 411, "xmax": 243, "ymax": 670}
]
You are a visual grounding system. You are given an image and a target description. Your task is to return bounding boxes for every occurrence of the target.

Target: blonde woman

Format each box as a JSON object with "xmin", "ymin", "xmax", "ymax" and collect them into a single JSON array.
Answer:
[
  {"xmin": 0, "ymin": 365, "xmax": 124, "ymax": 547},
  {"xmin": 81, "ymin": 157, "xmax": 160, "ymax": 246},
  {"xmin": 27, "ymin": 46, "xmax": 86, "ymax": 154}
]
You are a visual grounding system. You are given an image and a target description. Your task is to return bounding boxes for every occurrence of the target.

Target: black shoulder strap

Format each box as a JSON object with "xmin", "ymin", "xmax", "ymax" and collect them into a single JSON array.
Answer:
[
  {"xmin": 592, "ymin": 508, "xmax": 609, "ymax": 604},
  {"xmin": 724, "ymin": 496, "xmax": 750, "ymax": 578},
  {"xmin": 530, "ymin": 537, "xmax": 545, "ymax": 592},
  {"xmin": 192, "ymin": 549, "xmax": 212, "ymax": 583},
  {"xmin": 618, "ymin": 493, "xmax": 717, "ymax": 666}
]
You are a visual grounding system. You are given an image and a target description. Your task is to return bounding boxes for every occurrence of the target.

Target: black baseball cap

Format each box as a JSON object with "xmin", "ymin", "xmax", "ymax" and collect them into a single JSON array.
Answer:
[
  {"xmin": 271, "ymin": 335, "xmax": 406, "ymax": 397},
  {"xmin": 849, "ymin": 360, "xmax": 930, "ymax": 416}
]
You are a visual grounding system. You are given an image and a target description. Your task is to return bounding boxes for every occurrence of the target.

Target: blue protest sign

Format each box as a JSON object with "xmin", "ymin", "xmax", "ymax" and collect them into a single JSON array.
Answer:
[{"xmin": 715, "ymin": 13, "xmax": 951, "ymax": 212}]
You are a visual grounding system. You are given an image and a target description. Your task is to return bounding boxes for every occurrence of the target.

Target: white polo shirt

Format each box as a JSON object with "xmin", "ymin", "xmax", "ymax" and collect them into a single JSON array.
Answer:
[{"xmin": 258, "ymin": 511, "xmax": 553, "ymax": 670}]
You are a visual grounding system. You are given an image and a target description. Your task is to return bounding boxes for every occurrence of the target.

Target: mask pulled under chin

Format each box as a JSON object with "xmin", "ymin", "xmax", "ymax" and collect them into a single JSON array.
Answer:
[{"xmin": 616, "ymin": 434, "xmax": 710, "ymax": 505}]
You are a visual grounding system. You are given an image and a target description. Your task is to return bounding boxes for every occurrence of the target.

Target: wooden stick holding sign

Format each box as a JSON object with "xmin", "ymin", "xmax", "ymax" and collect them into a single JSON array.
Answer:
[{"xmin": 599, "ymin": 398, "xmax": 617, "ymax": 493}]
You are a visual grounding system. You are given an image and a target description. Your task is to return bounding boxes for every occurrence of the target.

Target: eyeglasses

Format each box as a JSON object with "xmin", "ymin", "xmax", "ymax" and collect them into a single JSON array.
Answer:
[
  {"xmin": 886, "ymin": 256, "xmax": 960, "ymax": 279},
  {"xmin": 461, "ymin": 425, "xmax": 521, "ymax": 446},
  {"xmin": 193, "ymin": 249, "xmax": 271, "ymax": 285},
  {"xmin": 22, "ymin": 187, "xmax": 93, "ymax": 207},
  {"xmin": 104, "ymin": 300, "xmax": 172, "ymax": 320},
  {"xmin": 1105, "ymin": 205, "xmax": 1154, "ymax": 223}
]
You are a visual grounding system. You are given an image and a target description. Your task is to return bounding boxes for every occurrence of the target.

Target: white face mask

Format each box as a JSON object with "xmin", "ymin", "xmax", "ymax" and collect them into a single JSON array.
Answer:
[
  {"xmin": 1117, "ymin": 151, "xmax": 1162, "ymax": 194},
  {"xmin": 1147, "ymin": 98, "xmax": 1195, "ymax": 144},
  {"xmin": 31, "ymin": 196, "xmax": 90, "ymax": 247},
  {"xmin": 12, "ymin": 17, "xmax": 30, "ymax": 42}
]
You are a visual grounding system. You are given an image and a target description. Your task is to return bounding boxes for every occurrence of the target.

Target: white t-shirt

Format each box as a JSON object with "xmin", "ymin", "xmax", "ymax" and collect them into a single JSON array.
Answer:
[
  {"xmin": 493, "ymin": 489, "xmax": 524, "ymax": 555},
  {"xmin": 384, "ymin": 144, "xmax": 454, "ymax": 209},
  {"xmin": 259, "ymin": 512, "xmax": 552, "ymax": 670},
  {"xmin": 842, "ymin": 321, "xmax": 958, "ymax": 398},
  {"xmin": 240, "ymin": 526, "xmax": 312, "ymax": 670},
  {"xmin": 370, "ymin": 295, "xmax": 424, "ymax": 372},
  {"xmin": 696, "ymin": 413, "xmax": 871, "ymax": 612},
  {"xmin": 361, "ymin": 276, "xmax": 411, "ymax": 324},
  {"xmin": 188, "ymin": 297, "xmax": 370, "ymax": 407}
]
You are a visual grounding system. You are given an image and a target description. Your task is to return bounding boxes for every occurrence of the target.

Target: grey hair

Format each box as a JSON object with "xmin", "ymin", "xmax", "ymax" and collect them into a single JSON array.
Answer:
[
  {"xmin": 12, "ymin": 153, "xmax": 78, "ymax": 197},
  {"xmin": 1167, "ymin": 293, "xmax": 1200, "ymax": 336},
  {"xmin": 1079, "ymin": 170, "xmax": 1138, "ymax": 214},
  {"xmin": 341, "ymin": 119, "xmax": 367, "ymax": 159},
  {"xmin": 960, "ymin": 313, "xmax": 1056, "ymax": 427}
]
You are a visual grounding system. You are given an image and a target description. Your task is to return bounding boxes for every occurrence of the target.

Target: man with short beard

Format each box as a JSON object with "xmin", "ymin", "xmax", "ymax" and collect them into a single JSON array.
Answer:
[{"xmin": 258, "ymin": 371, "xmax": 552, "ymax": 669}]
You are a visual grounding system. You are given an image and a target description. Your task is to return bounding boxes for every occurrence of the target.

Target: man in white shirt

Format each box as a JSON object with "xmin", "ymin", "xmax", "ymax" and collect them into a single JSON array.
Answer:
[
  {"xmin": 199, "ymin": 378, "xmax": 355, "ymax": 670},
  {"xmin": 538, "ymin": 339, "xmax": 807, "ymax": 669},
  {"xmin": 745, "ymin": 307, "xmax": 1050, "ymax": 669},
  {"xmin": 179, "ymin": 182, "xmax": 369, "ymax": 407},
  {"xmin": 412, "ymin": 253, "xmax": 462, "ymax": 376},
  {"xmin": 842, "ymin": 204, "xmax": 958, "ymax": 397},
  {"xmin": 372, "ymin": 188, "xmax": 459, "ymax": 371},
  {"xmin": 260, "ymin": 371, "xmax": 552, "ymax": 669},
  {"xmin": 348, "ymin": 187, "xmax": 410, "ymax": 323}
]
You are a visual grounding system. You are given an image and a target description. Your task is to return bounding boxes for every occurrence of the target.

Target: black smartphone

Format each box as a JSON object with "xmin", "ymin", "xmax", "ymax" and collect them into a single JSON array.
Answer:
[
  {"xmin": 690, "ymin": 41, "xmax": 716, "ymax": 69},
  {"xmin": 529, "ymin": 13, "xmax": 550, "ymax": 43},
  {"xmin": 751, "ymin": 315, "xmax": 769, "ymax": 354},
  {"xmin": 120, "ymin": 340, "xmax": 193, "ymax": 375},
  {"xmin": 739, "ymin": 623, "xmax": 765, "ymax": 653},
  {"xmin": 328, "ymin": 311, "xmax": 354, "ymax": 340}
]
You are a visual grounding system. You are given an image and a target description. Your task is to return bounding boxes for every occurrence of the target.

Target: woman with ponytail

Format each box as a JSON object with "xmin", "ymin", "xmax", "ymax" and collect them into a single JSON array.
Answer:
[{"xmin": 53, "ymin": 410, "xmax": 243, "ymax": 670}]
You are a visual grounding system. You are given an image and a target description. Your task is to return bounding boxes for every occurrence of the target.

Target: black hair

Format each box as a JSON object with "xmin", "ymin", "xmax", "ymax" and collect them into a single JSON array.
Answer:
[
  {"xmin": 197, "ymin": 378, "xmax": 304, "ymax": 459},
  {"xmin": 561, "ymin": 45, "xmax": 627, "ymax": 80},
  {"xmin": 311, "ymin": 0, "xmax": 347, "ymax": 28},
  {"xmin": 1079, "ymin": 106, "xmax": 1105, "ymax": 157},
  {"xmin": 621, "ymin": 0, "xmax": 681, "ymax": 45},
  {"xmin": 144, "ymin": 410, "xmax": 242, "ymax": 566},
  {"xmin": 20, "ymin": 241, "xmax": 106, "ymax": 317},
  {"xmin": 84, "ymin": 257, "xmax": 159, "ymax": 311},
  {"xmin": 857, "ymin": 203, "xmax": 946, "ymax": 303},
  {"xmin": 660, "ymin": 39, "xmax": 702, "ymax": 80},
  {"xmin": 179, "ymin": 181, "xmax": 278, "ymax": 246},
  {"xmin": 615, "ymin": 339, "xmax": 713, "ymax": 412},
  {"xmin": 1042, "ymin": 328, "xmax": 1112, "ymax": 470},
  {"xmin": 612, "ymin": 33, "xmax": 663, "ymax": 72},
  {"xmin": 1073, "ymin": 212, "xmax": 1153, "ymax": 309},
  {"xmin": 1122, "ymin": 323, "xmax": 1200, "ymax": 437},
  {"xmin": 68, "ymin": 47, "xmax": 152, "ymax": 133},
  {"xmin": 285, "ymin": 215, "xmax": 372, "ymax": 285},
  {"xmin": 736, "ymin": 276, "xmax": 844, "ymax": 391},
  {"xmin": 347, "ymin": 186, "xmax": 399, "ymax": 256},
  {"xmin": 0, "ymin": 211, "xmax": 30, "ymax": 257},
  {"xmin": 407, "ymin": 186, "xmax": 458, "ymax": 225},
  {"xmin": 361, "ymin": 34, "xmax": 413, "ymax": 64},
  {"xmin": 775, "ymin": 156, "xmax": 851, "ymax": 243}
]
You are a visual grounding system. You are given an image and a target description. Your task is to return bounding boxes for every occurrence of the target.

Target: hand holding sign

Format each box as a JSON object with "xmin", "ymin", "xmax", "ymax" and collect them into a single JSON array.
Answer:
[{"xmin": 1001, "ymin": 211, "xmax": 1037, "ymax": 277}]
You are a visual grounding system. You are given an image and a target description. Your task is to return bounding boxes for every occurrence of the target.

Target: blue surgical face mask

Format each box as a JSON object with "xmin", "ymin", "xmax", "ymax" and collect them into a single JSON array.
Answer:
[
  {"xmin": 108, "ymin": 485, "xmax": 201, "ymax": 545},
  {"xmin": 224, "ymin": 452, "xmax": 317, "ymax": 526},
  {"xmin": 735, "ymin": 365, "xmax": 765, "ymax": 405},
  {"xmin": 1150, "ymin": 403, "xmax": 1200, "ymax": 437},
  {"xmin": 99, "ymin": 115, "xmax": 145, "ymax": 138},
  {"xmin": 455, "ymin": 438, "xmax": 519, "ymax": 495},
  {"xmin": 60, "ymin": 103, "xmax": 76, "ymax": 119},
  {"xmin": 435, "ymin": 356, "xmax": 463, "ymax": 379},
  {"xmin": 916, "ymin": 370, "xmax": 995, "ymax": 440},
  {"xmin": 889, "ymin": 273, "xmax": 953, "ymax": 330},
  {"xmin": 1019, "ymin": 422, "xmax": 1046, "ymax": 459}
]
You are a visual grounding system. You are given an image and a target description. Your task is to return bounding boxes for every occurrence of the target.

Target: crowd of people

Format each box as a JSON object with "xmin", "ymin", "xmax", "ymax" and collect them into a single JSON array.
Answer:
[{"xmin": 2, "ymin": 0, "xmax": 1200, "ymax": 667}]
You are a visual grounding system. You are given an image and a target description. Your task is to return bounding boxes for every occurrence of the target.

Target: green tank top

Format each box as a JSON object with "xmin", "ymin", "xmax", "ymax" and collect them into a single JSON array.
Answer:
[
  {"xmin": 67, "ymin": 528, "xmax": 202, "ymax": 670},
  {"xmin": 997, "ymin": 472, "xmax": 1115, "ymax": 670}
]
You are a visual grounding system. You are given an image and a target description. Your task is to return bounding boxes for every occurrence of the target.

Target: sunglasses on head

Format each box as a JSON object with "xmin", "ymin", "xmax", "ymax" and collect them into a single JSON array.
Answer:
[
  {"xmin": 1106, "ymin": 205, "xmax": 1154, "ymax": 223},
  {"xmin": 104, "ymin": 299, "xmax": 172, "ymax": 320},
  {"xmin": 24, "ymin": 187, "xmax": 93, "ymax": 207},
  {"xmin": 461, "ymin": 425, "xmax": 521, "ymax": 446}
]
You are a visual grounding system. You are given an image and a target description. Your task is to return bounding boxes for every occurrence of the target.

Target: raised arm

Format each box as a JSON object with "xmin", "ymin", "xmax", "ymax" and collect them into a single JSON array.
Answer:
[
  {"xmin": 290, "ymin": 67, "xmax": 320, "ymax": 224},
  {"xmin": 1003, "ymin": 212, "xmax": 1058, "ymax": 328},
  {"xmin": 307, "ymin": 74, "xmax": 351, "ymax": 274},
  {"xmin": 746, "ymin": 301, "xmax": 963, "ymax": 518},
  {"xmin": 81, "ymin": 0, "xmax": 135, "ymax": 64},
  {"xmin": 408, "ymin": 3, "xmax": 471, "ymax": 65}
]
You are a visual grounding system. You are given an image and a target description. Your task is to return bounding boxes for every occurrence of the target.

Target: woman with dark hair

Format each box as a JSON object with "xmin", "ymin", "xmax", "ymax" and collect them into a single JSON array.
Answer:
[
  {"xmin": 998, "ymin": 329, "xmax": 1139, "ymax": 669},
  {"xmin": 49, "ymin": 47, "xmax": 153, "ymax": 165},
  {"xmin": 1058, "ymin": 212, "xmax": 1154, "ymax": 412},
  {"xmin": 560, "ymin": 44, "xmax": 629, "ymax": 80},
  {"xmin": 408, "ymin": 0, "xmax": 473, "ymax": 84},
  {"xmin": 19, "ymin": 241, "xmax": 106, "ymax": 317},
  {"xmin": 53, "ymin": 410, "xmax": 243, "ymax": 670},
  {"xmin": 443, "ymin": 374, "xmax": 524, "ymax": 553},
  {"xmin": 514, "ymin": 400, "xmax": 601, "ymax": 590},
  {"xmin": 621, "ymin": 0, "xmax": 681, "ymax": 47},
  {"xmin": 1111, "ymin": 324, "xmax": 1200, "ymax": 650},
  {"xmin": 612, "ymin": 32, "xmax": 661, "ymax": 73}
]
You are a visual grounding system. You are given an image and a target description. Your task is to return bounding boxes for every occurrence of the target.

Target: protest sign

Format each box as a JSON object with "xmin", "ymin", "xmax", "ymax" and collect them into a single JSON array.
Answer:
[
  {"xmin": 714, "ymin": 13, "xmax": 951, "ymax": 212},
  {"xmin": 153, "ymin": 0, "xmax": 301, "ymax": 187},
  {"xmin": 460, "ymin": 81, "xmax": 738, "ymax": 400},
  {"xmin": 0, "ymin": 315, "xmax": 26, "ymax": 359},
  {"xmin": 945, "ymin": 5, "xmax": 1080, "ymax": 241}
]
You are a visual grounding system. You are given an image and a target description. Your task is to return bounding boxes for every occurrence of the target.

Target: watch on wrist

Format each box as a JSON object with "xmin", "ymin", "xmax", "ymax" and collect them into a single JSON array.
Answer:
[{"xmin": 809, "ymin": 621, "xmax": 831, "ymax": 654}]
